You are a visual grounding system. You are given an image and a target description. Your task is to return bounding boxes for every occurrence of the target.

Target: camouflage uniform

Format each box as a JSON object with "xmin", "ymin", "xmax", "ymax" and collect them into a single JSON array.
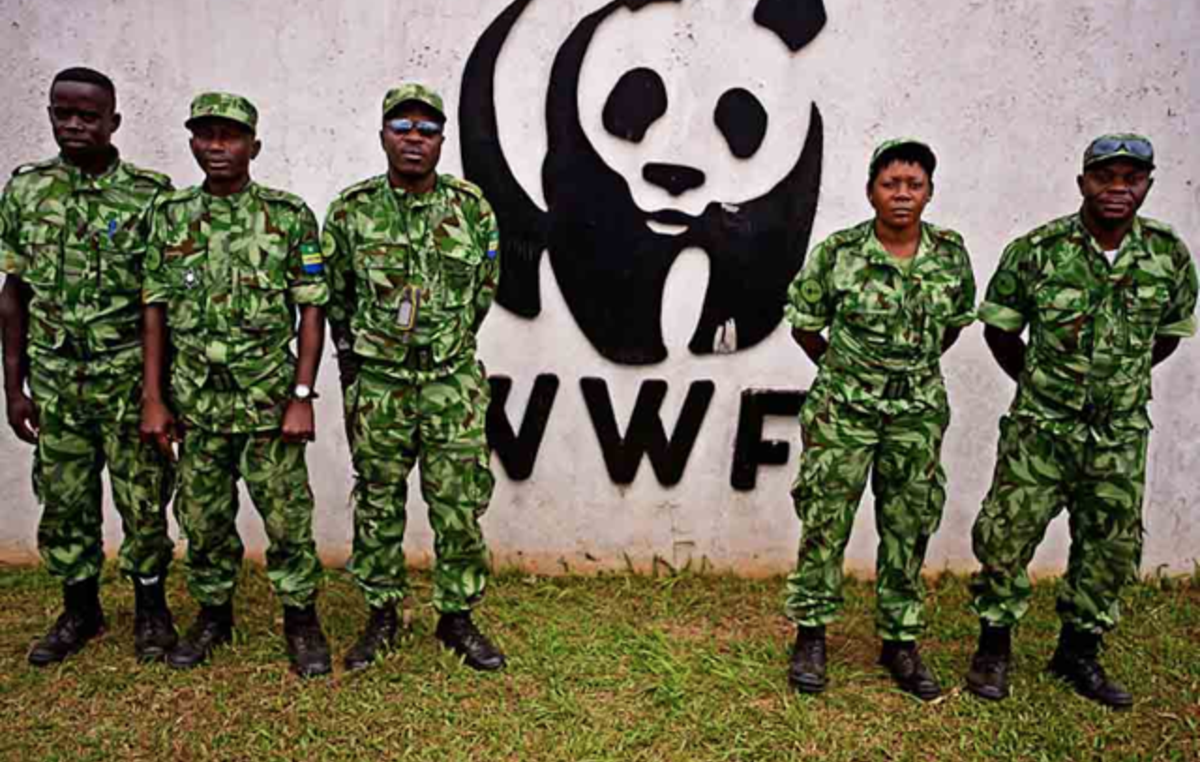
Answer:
[
  {"xmin": 143, "ymin": 175, "xmax": 329, "ymax": 608},
  {"xmin": 785, "ymin": 220, "xmax": 976, "ymax": 640},
  {"xmin": 0, "ymin": 154, "xmax": 175, "ymax": 583},
  {"xmin": 324, "ymin": 169, "xmax": 500, "ymax": 613},
  {"xmin": 971, "ymin": 213, "xmax": 1198, "ymax": 633}
]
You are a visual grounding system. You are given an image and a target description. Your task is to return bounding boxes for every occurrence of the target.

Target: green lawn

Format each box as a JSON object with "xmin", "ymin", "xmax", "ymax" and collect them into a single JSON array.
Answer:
[{"xmin": 0, "ymin": 564, "xmax": 1196, "ymax": 761}]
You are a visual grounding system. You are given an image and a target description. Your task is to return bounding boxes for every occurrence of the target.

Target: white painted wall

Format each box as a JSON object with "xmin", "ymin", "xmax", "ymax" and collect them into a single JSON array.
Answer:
[{"xmin": 1, "ymin": 0, "xmax": 1197, "ymax": 577}]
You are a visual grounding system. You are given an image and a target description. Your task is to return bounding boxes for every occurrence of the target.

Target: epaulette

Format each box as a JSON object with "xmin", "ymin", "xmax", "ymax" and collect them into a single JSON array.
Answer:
[
  {"xmin": 335, "ymin": 175, "xmax": 385, "ymax": 205},
  {"xmin": 823, "ymin": 220, "xmax": 873, "ymax": 251},
  {"xmin": 156, "ymin": 185, "xmax": 202, "ymax": 207},
  {"xmin": 927, "ymin": 223, "xmax": 966, "ymax": 249},
  {"xmin": 1025, "ymin": 214, "xmax": 1077, "ymax": 247},
  {"xmin": 1140, "ymin": 216, "xmax": 1178, "ymax": 238},
  {"xmin": 122, "ymin": 162, "xmax": 172, "ymax": 190},
  {"xmin": 254, "ymin": 184, "xmax": 311, "ymax": 212},
  {"xmin": 441, "ymin": 174, "xmax": 485, "ymax": 200},
  {"xmin": 11, "ymin": 157, "xmax": 60, "ymax": 177}
]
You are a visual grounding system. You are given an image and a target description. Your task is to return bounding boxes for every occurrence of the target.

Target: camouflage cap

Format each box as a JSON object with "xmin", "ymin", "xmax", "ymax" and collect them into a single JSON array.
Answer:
[
  {"xmin": 382, "ymin": 83, "xmax": 446, "ymax": 122},
  {"xmin": 1083, "ymin": 133, "xmax": 1155, "ymax": 170},
  {"xmin": 869, "ymin": 138, "xmax": 936, "ymax": 178},
  {"xmin": 186, "ymin": 92, "xmax": 258, "ymax": 132}
]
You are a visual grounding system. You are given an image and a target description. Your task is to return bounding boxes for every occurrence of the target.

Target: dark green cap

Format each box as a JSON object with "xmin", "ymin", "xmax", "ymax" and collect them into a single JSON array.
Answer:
[
  {"xmin": 869, "ymin": 138, "xmax": 936, "ymax": 178},
  {"xmin": 382, "ymin": 83, "xmax": 446, "ymax": 121},
  {"xmin": 186, "ymin": 92, "xmax": 258, "ymax": 132}
]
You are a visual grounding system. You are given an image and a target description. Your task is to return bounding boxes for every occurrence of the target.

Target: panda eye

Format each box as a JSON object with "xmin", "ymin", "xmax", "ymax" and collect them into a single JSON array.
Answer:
[
  {"xmin": 714, "ymin": 88, "xmax": 768, "ymax": 159},
  {"xmin": 603, "ymin": 67, "xmax": 668, "ymax": 143}
]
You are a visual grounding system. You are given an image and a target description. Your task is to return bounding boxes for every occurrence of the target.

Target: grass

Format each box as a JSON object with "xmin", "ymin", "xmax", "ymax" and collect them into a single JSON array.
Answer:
[{"xmin": 0, "ymin": 563, "xmax": 1196, "ymax": 762}]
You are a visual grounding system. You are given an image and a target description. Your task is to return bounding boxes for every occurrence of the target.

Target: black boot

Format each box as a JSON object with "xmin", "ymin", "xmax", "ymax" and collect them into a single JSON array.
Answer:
[
  {"xmin": 283, "ymin": 604, "xmax": 332, "ymax": 678},
  {"xmin": 344, "ymin": 604, "xmax": 399, "ymax": 672},
  {"xmin": 167, "ymin": 602, "xmax": 233, "ymax": 670},
  {"xmin": 965, "ymin": 622, "xmax": 1012, "ymax": 701},
  {"xmin": 435, "ymin": 612, "xmax": 506, "ymax": 671},
  {"xmin": 133, "ymin": 574, "xmax": 177, "ymax": 662},
  {"xmin": 28, "ymin": 577, "xmax": 106, "ymax": 666},
  {"xmin": 880, "ymin": 640, "xmax": 941, "ymax": 701},
  {"xmin": 787, "ymin": 625, "xmax": 827, "ymax": 694},
  {"xmin": 1048, "ymin": 625, "xmax": 1133, "ymax": 710}
]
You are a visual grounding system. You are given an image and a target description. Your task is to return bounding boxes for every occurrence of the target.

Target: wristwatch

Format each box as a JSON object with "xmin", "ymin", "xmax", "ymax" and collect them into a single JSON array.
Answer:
[{"xmin": 293, "ymin": 384, "xmax": 317, "ymax": 401}]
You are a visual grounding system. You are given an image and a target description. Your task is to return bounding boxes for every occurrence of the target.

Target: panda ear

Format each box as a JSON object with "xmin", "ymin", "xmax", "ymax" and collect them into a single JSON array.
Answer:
[{"xmin": 753, "ymin": 0, "xmax": 827, "ymax": 52}]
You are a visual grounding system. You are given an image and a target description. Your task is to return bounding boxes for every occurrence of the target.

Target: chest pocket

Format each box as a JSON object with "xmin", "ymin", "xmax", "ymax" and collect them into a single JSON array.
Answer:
[
  {"xmin": 1123, "ymin": 282, "xmax": 1168, "ymax": 349},
  {"xmin": 916, "ymin": 274, "xmax": 959, "ymax": 321},
  {"xmin": 837, "ymin": 267, "xmax": 900, "ymax": 345},
  {"xmin": 236, "ymin": 236, "xmax": 291, "ymax": 333},
  {"xmin": 160, "ymin": 238, "xmax": 208, "ymax": 332},
  {"xmin": 356, "ymin": 243, "xmax": 412, "ymax": 328},
  {"xmin": 97, "ymin": 217, "xmax": 146, "ymax": 297},
  {"xmin": 438, "ymin": 244, "xmax": 481, "ymax": 308},
  {"xmin": 19, "ymin": 224, "xmax": 62, "ymax": 290},
  {"xmin": 1034, "ymin": 282, "xmax": 1090, "ymax": 354}
]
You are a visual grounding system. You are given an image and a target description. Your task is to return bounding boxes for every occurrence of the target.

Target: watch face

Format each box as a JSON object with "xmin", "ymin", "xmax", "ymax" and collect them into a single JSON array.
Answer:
[{"xmin": 294, "ymin": 384, "xmax": 312, "ymax": 400}]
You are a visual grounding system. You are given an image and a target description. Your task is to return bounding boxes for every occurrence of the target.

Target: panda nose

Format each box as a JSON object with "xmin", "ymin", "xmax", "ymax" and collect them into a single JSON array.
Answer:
[{"xmin": 642, "ymin": 163, "xmax": 706, "ymax": 196}]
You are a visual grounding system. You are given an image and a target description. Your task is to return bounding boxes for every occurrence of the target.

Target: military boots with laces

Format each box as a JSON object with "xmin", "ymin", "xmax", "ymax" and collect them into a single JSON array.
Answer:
[
  {"xmin": 966, "ymin": 622, "xmax": 1012, "ymax": 701},
  {"xmin": 28, "ymin": 577, "xmax": 106, "ymax": 666},
  {"xmin": 132, "ymin": 574, "xmax": 177, "ymax": 662},
  {"xmin": 880, "ymin": 640, "xmax": 941, "ymax": 701},
  {"xmin": 435, "ymin": 611, "xmax": 506, "ymax": 671},
  {"xmin": 787, "ymin": 625, "xmax": 827, "ymax": 694},
  {"xmin": 344, "ymin": 604, "xmax": 400, "ymax": 672},
  {"xmin": 283, "ymin": 604, "xmax": 332, "ymax": 678},
  {"xmin": 167, "ymin": 602, "xmax": 233, "ymax": 669},
  {"xmin": 1048, "ymin": 624, "xmax": 1133, "ymax": 710}
]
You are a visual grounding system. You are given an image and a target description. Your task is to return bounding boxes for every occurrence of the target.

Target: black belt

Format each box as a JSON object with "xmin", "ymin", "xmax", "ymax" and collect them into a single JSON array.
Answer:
[{"xmin": 206, "ymin": 367, "xmax": 237, "ymax": 392}]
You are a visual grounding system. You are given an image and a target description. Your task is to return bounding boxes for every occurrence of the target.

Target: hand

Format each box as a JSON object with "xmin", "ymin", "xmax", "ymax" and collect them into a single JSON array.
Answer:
[
  {"xmin": 281, "ymin": 399, "xmax": 315, "ymax": 443},
  {"xmin": 5, "ymin": 391, "xmax": 39, "ymax": 444},
  {"xmin": 140, "ymin": 398, "xmax": 180, "ymax": 461}
]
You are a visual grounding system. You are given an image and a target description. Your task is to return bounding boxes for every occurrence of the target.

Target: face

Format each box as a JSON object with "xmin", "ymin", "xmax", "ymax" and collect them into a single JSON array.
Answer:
[
  {"xmin": 380, "ymin": 103, "xmax": 444, "ymax": 182},
  {"xmin": 1078, "ymin": 159, "xmax": 1153, "ymax": 225},
  {"xmin": 868, "ymin": 161, "xmax": 932, "ymax": 230},
  {"xmin": 188, "ymin": 119, "xmax": 260, "ymax": 187},
  {"xmin": 48, "ymin": 80, "xmax": 120, "ymax": 162}
]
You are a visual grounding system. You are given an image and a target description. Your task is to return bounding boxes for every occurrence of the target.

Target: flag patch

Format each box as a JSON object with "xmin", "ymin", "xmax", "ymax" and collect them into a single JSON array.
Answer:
[{"xmin": 301, "ymin": 242, "xmax": 324, "ymax": 274}]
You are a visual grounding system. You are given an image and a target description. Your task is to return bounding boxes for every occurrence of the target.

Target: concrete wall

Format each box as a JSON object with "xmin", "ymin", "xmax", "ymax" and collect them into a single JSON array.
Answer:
[{"xmin": 1, "ymin": 0, "xmax": 1197, "ymax": 577}]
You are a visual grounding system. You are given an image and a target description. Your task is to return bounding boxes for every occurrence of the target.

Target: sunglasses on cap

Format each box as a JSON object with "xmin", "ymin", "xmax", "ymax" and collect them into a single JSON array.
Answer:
[
  {"xmin": 385, "ymin": 118, "xmax": 443, "ymax": 137},
  {"xmin": 1086, "ymin": 137, "xmax": 1154, "ymax": 164}
]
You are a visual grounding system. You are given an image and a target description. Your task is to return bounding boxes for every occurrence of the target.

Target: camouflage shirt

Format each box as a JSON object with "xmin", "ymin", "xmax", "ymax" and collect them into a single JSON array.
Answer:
[
  {"xmin": 979, "ymin": 213, "xmax": 1198, "ymax": 442},
  {"xmin": 323, "ymin": 173, "xmax": 500, "ymax": 381},
  {"xmin": 0, "ymin": 154, "xmax": 171, "ymax": 376},
  {"xmin": 786, "ymin": 220, "xmax": 977, "ymax": 414},
  {"xmin": 143, "ymin": 182, "xmax": 329, "ymax": 432}
]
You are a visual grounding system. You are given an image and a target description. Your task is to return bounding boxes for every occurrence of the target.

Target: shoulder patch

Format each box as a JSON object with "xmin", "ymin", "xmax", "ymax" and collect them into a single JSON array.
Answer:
[
  {"xmin": 300, "ymin": 241, "xmax": 324, "ymax": 274},
  {"xmin": 799, "ymin": 278, "xmax": 824, "ymax": 305},
  {"xmin": 123, "ymin": 162, "xmax": 172, "ymax": 190},
  {"xmin": 12, "ymin": 157, "xmax": 59, "ymax": 177},
  {"xmin": 993, "ymin": 271, "xmax": 1019, "ymax": 298}
]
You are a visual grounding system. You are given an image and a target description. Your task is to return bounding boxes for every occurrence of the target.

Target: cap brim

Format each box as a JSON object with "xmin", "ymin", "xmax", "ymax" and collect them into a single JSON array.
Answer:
[{"xmin": 185, "ymin": 115, "xmax": 255, "ymax": 132}]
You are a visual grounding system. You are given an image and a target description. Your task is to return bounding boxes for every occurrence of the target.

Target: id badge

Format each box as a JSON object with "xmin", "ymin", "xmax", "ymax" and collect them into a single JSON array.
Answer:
[{"xmin": 397, "ymin": 285, "xmax": 420, "ymax": 331}]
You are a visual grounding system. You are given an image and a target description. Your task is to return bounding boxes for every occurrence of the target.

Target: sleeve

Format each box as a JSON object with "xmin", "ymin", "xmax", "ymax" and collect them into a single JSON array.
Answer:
[
  {"xmin": 141, "ymin": 200, "xmax": 171, "ymax": 305},
  {"xmin": 0, "ymin": 180, "xmax": 26, "ymax": 277},
  {"xmin": 288, "ymin": 204, "xmax": 329, "ymax": 307},
  {"xmin": 321, "ymin": 198, "xmax": 357, "ymax": 345},
  {"xmin": 784, "ymin": 237, "xmax": 834, "ymax": 333},
  {"xmin": 946, "ymin": 243, "xmax": 978, "ymax": 329},
  {"xmin": 977, "ymin": 238, "xmax": 1034, "ymax": 333},
  {"xmin": 472, "ymin": 195, "xmax": 500, "ymax": 330},
  {"xmin": 1157, "ymin": 237, "xmax": 1198, "ymax": 338}
]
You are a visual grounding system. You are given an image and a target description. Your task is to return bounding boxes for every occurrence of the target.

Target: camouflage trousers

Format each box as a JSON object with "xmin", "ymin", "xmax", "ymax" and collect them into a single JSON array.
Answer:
[
  {"xmin": 970, "ymin": 415, "xmax": 1147, "ymax": 634},
  {"xmin": 345, "ymin": 360, "xmax": 495, "ymax": 613},
  {"xmin": 175, "ymin": 428, "xmax": 322, "ymax": 608},
  {"xmin": 31, "ymin": 364, "xmax": 175, "ymax": 583},
  {"xmin": 786, "ymin": 387, "xmax": 949, "ymax": 641}
]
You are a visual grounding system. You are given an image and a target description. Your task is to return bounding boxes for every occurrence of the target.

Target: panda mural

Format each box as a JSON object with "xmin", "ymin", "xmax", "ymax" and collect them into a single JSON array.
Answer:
[{"xmin": 460, "ymin": 0, "xmax": 827, "ymax": 366}]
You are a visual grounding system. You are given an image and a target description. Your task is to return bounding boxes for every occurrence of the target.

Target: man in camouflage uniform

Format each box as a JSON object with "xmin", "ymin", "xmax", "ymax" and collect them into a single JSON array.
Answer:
[
  {"xmin": 0, "ymin": 67, "xmax": 176, "ymax": 665},
  {"xmin": 966, "ymin": 135, "xmax": 1197, "ymax": 709},
  {"xmin": 140, "ymin": 93, "xmax": 332, "ymax": 677},
  {"xmin": 784, "ymin": 139, "xmax": 976, "ymax": 699},
  {"xmin": 324, "ymin": 83, "xmax": 505, "ymax": 672}
]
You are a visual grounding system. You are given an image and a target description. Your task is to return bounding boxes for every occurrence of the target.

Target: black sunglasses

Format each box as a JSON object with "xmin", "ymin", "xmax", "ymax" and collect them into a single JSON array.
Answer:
[{"xmin": 386, "ymin": 118, "xmax": 443, "ymax": 137}]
